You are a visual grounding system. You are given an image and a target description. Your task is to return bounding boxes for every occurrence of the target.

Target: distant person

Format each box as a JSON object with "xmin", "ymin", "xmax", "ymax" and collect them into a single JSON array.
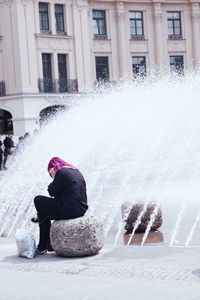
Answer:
[
  {"xmin": 33, "ymin": 157, "xmax": 88, "ymax": 254},
  {"xmin": 24, "ymin": 132, "xmax": 30, "ymax": 140},
  {"xmin": 33, "ymin": 129, "xmax": 39, "ymax": 136},
  {"xmin": 0, "ymin": 139, "xmax": 3, "ymax": 170},
  {"xmin": 3, "ymin": 134, "xmax": 14, "ymax": 169},
  {"xmin": 23, "ymin": 132, "xmax": 31, "ymax": 147},
  {"xmin": 15, "ymin": 136, "xmax": 24, "ymax": 154}
]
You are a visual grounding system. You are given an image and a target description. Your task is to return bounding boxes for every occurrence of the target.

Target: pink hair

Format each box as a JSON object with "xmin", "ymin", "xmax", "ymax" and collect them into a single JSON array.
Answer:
[{"xmin": 47, "ymin": 157, "xmax": 76, "ymax": 172}]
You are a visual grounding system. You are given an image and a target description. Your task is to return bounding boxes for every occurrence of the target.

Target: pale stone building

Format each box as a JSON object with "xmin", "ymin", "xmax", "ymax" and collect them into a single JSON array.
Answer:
[{"xmin": 0, "ymin": 0, "xmax": 199, "ymax": 135}]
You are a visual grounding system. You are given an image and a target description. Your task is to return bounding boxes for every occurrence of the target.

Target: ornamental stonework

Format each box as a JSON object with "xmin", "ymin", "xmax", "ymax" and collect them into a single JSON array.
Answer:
[
  {"xmin": 116, "ymin": 1, "xmax": 125, "ymax": 21},
  {"xmin": 192, "ymin": 3, "xmax": 200, "ymax": 23},
  {"xmin": 154, "ymin": 3, "xmax": 162, "ymax": 23},
  {"xmin": 130, "ymin": 40, "xmax": 148, "ymax": 53},
  {"xmin": 93, "ymin": 40, "xmax": 111, "ymax": 53},
  {"xmin": 167, "ymin": 40, "xmax": 186, "ymax": 52},
  {"xmin": 36, "ymin": 36, "xmax": 72, "ymax": 51}
]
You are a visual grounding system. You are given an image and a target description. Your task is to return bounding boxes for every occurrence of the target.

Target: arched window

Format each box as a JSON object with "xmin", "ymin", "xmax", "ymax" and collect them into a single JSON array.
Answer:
[{"xmin": 39, "ymin": 105, "xmax": 66, "ymax": 126}]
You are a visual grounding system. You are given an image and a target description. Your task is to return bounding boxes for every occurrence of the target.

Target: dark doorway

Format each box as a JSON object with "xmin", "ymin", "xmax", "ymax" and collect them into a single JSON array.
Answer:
[{"xmin": 0, "ymin": 110, "xmax": 13, "ymax": 134}]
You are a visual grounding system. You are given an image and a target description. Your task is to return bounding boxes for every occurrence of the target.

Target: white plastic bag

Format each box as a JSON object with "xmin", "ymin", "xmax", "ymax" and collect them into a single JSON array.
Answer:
[{"xmin": 15, "ymin": 229, "xmax": 36, "ymax": 259}]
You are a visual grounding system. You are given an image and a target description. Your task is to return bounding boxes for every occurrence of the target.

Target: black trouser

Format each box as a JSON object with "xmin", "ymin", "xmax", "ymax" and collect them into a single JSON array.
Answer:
[
  {"xmin": 34, "ymin": 195, "xmax": 74, "ymax": 248},
  {"xmin": 3, "ymin": 151, "xmax": 9, "ymax": 167}
]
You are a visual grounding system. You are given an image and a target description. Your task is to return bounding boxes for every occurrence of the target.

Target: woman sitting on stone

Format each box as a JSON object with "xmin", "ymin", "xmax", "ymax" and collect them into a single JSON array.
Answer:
[{"xmin": 33, "ymin": 156, "xmax": 88, "ymax": 254}]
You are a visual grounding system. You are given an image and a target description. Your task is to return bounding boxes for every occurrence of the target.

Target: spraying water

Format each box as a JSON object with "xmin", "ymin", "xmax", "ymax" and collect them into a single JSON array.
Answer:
[
  {"xmin": 185, "ymin": 212, "xmax": 200, "ymax": 247},
  {"xmin": 1, "ymin": 74, "xmax": 200, "ymax": 246}
]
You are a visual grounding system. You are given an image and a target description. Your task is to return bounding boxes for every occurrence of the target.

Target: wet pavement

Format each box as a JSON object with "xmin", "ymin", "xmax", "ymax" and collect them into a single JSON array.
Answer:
[{"xmin": 0, "ymin": 236, "xmax": 200, "ymax": 300}]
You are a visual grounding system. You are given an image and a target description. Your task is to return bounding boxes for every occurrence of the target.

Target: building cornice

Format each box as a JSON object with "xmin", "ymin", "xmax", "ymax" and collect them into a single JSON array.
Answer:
[
  {"xmin": 0, "ymin": 0, "xmax": 198, "ymax": 5},
  {"xmin": 35, "ymin": 33, "xmax": 73, "ymax": 39},
  {"xmin": 89, "ymin": 0, "xmax": 200, "ymax": 4}
]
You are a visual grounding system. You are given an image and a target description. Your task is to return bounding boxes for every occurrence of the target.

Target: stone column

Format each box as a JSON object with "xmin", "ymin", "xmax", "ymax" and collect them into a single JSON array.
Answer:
[
  {"xmin": 72, "ymin": 0, "xmax": 92, "ymax": 91},
  {"xmin": 116, "ymin": 1, "xmax": 128, "ymax": 77},
  {"xmin": 49, "ymin": 2, "xmax": 56, "ymax": 35},
  {"xmin": 38, "ymin": 51, "xmax": 43, "ymax": 78},
  {"xmin": 80, "ymin": 2, "xmax": 93, "ymax": 89},
  {"xmin": 64, "ymin": 4, "xmax": 76, "ymax": 80},
  {"xmin": 192, "ymin": 3, "xmax": 200, "ymax": 68},
  {"xmin": 153, "ymin": 2, "xmax": 163, "ymax": 70},
  {"xmin": 72, "ymin": 2, "xmax": 84, "ymax": 90},
  {"xmin": 3, "ymin": 0, "xmax": 38, "ymax": 94},
  {"xmin": 53, "ymin": 52, "xmax": 58, "ymax": 79},
  {"xmin": 65, "ymin": 3, "xmax": 72, "ymax": 36},
  {"xmin": 34, "ymin": 0, "xmax": 40, "ymax": 34}
]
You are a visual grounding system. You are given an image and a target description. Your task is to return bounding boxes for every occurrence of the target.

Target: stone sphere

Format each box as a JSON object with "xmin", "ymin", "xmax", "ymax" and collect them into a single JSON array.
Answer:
[
  {"xmin": 122, "ymin": 202, "xmax": 162, "ymax": 233},
  {"xmin": 50, "ymin": 216, "xmax": 104, "ymax": 257}
]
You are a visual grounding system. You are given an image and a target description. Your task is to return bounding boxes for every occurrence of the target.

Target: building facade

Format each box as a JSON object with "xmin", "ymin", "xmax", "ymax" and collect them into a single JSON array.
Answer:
[{"xmin": 0, "ymin": 0, "xmax": 199, "ymax": 135}]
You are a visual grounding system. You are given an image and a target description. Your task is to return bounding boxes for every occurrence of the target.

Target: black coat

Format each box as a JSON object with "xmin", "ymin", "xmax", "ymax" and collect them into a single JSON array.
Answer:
[
  {"xmin": 3, "ymin": 137, "xmax": 14, "ymax": 153},
  {"xmin": 48, "ymin": 167, "xmax": 88, "ymax": 218}
]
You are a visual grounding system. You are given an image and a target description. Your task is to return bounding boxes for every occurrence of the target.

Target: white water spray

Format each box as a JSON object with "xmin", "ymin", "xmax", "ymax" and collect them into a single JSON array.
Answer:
[
  {"xmin": 185, "ymin": 212, "xmax": 200, "ymax": 247},
  {"xmin": 169, "ymin": 205, "xmax": 186, "ymax": 247},
  {"xmin": 141, "ymin": 205, "xmax": 160, "ymax": 246},
  {"xmin": 0, "ymin": 74, "xmax": 200, "ymax": 247}
]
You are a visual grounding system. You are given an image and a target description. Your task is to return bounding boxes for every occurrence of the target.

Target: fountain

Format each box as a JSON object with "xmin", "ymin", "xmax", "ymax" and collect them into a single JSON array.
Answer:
[{"xmin": 1, "ymin": 73, "xmax": 200, "ymax": 248}]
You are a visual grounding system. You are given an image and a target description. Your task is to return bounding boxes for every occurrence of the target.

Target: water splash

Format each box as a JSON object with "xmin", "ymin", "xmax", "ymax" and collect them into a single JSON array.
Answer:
[
  {"xmin": 127, "ymin": 201, "xmax": 149, "ymax": 246},
  {"xmin": 141, "ymin": 205, "xmax": 160, "ymax": 246},
  {"xmin": 0, "ymin": 74, "xmax": 200, "ymax": 247},
  {"xmin": 185, "ymin": 212, "xmax": 200, "ymax": 247},
  {"xmin": 169, "ymin": 205, "xmax": 186, "ymax": 247}
]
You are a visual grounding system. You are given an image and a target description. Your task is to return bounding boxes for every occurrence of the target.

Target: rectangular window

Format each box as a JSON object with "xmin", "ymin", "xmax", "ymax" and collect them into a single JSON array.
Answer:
[
  {"xmin": 93, "ymin": 10, "xmax": 107, "ymax": 38},
  {"xmin": 39, "ymin": 2, "xmax": 49, "ymax": 32},
  {"xmin": 42, "ymin": 53, "xmax": 53, "ymax": 92},
  {"xmin": 170, "ymin": 56, "xmax": 184, "ymax": 74},
  {"xmin": 55, "ymin": 4, "xmax": 65, "ymax": 33},
  {"xmin": 58, "ymin": 54, "xmax": 68, "ymax": 92},
  {"xmin": 130, "ymin": 11, "xmax": 144, "ymax": 39},
  {"xmin": 167, "ymin": 12, "xmax": 182, "ymax": 39},
  {"xmin": 132, "ymin": 56, "xmax": 146, "ymax": 76},
  {"xmin": 95, "ymin": 56, "xmax": 109, "ymax": 81}
]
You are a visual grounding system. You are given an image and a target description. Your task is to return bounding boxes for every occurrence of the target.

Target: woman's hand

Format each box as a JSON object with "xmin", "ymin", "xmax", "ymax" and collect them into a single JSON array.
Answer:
[{"xmin": 49, "ymin": 168, "xmax": 56, "ymax": 178}]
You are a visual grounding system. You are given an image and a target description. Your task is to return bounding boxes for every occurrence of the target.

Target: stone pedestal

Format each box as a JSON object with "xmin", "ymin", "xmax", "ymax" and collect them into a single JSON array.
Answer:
[
  {"xmin": 123, "ymin": 231, "xmax": 164, "ymax": 245},
  {"xmin": 50, "ymin": 216, "xmax": 104, "ymax": 257},
  {"xmin": 121, "ymin": 202, "xmax": 162, "ymax": 233}
]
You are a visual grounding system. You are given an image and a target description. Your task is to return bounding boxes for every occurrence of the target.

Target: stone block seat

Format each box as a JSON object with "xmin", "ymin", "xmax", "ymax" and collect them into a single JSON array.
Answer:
[{"xmin": 50, "ymin": 216, "xmax": 104, "ymax": 257}]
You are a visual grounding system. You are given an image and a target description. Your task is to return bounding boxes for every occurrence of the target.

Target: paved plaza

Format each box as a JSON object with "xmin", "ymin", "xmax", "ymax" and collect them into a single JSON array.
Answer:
[{"xmin": 0, "ymin": 237, "xmax": 200, "ymax": 300}]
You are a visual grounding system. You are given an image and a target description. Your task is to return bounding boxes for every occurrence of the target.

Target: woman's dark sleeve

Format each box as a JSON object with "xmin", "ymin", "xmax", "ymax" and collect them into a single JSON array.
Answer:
[{"xmin": 47, "ymin": 171, "xmax": 64, "ymax": 197}]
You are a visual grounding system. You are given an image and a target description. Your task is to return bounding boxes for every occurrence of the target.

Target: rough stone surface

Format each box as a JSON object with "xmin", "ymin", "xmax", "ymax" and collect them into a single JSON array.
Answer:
[
  {"xmin": 50, "ymin": 216, "xmax": 104, "ymax": 257},
  {"xmin": 121, "ymin": 202, "xmax": 162, "ymax": 233}
]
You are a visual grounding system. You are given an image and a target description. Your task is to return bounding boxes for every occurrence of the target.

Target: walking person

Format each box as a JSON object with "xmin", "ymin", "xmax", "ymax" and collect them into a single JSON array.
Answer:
[
  {"xmin": 15, "ymin": 136, "xmax": 24, "ymax": 155},
  {"xmin": 3, "ymin": 133, "xmax": 14, "ymax": 169},
  {"xmin": 33, "ymin": 157, "xmax": 88, "ymax": 254}
]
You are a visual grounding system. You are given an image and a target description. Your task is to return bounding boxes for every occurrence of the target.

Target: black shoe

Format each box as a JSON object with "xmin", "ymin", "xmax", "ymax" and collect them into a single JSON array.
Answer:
[
  {"xmin": 31, "ymin": 216, "xmax": 39, "ymax": 223},
  {"xmin": 36, "ymin": 246, "xmax": 47, "ymax": 255},
  {"xmin": 46, "ymin": 243, "xmax": 54, "ymax": 252}
]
